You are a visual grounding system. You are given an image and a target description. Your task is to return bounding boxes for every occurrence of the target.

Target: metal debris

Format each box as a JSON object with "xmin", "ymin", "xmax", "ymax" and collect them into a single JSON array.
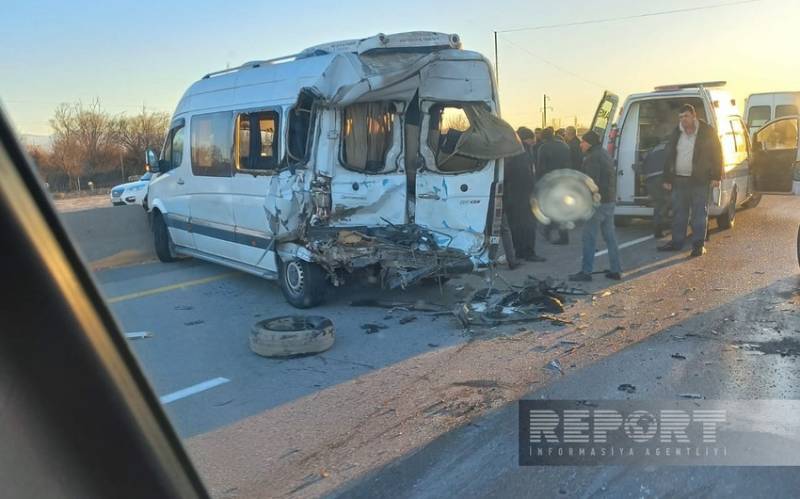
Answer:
[
  {"xmin": 361, "ymin": 323, "xmax": 387, "ymax": 334},
  {"xmin": 618, "ymin": 383, "xmax": 636, "ymax": 394},
  {"xmin": 671, "ymin": 353, "xmax": 687, "ymax": 360},
  {"xmin": 453, "ymin": 277, "xmax": 579, "ymax": 328},
  {"xmin": 399, "ymin": 316, "xmax": 418, "ymax": 325},
  {"xmin": 679, "ymin": 393, "xmax": 704, "ymax": 399},
  {"xmin": 545, "ymin": 359, "xmax": 564, "ymax": 375},
  {"xmin": 124, "ymin": 331, "xmax": 153, "ymax": 340}
]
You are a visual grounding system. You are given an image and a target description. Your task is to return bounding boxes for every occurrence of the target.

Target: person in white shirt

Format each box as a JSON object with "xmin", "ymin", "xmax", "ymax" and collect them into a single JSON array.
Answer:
[{"xmin": 657, "ymin": 104, "xmax": 723, "ymax": 257}]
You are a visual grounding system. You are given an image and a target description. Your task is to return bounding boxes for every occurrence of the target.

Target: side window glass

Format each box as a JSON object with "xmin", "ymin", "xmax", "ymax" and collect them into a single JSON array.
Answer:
[
  {"xmin": 776, "ymin": 104, "xmax": 798, "ymax": 119},
  {"xmin": 236, "ymin": 111, "xmax": 279, "ymax": 173},
  {"xmin": 191, "ymin": 112, "xmax": 234, "ymax": 177},
  {"xmin": 171, "ymin": 126, "xmax": 184, "ymax": 169},
  {"xmin": 341, "ymin": 102, "xmax": 394, "ymax": 172},
  {"xmin": 756, "ymin": 119, "xmax": 799, "ymax": 151},
  {"xmin": 747, "ymin": 106, "xmax": 771, "ymax": 129}
]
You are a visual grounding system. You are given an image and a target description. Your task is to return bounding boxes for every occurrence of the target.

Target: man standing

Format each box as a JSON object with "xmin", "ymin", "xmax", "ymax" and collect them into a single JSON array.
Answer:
[
  {"xmin": 537, "ymin": 127, "xmax": 572, "ymax": 245},
  {"xmin": 640, "ymin": 138, "xmax": 670, "ymax": 238},
  {"xmin": 658, "ymin": 104, "xmax": 723, "ymax": 257},
  {"xmin": 565, "ymin": 126, "xmax": 583, "ymax": 171},
  {"xmin": 569, "ymin": 131, "xmax": 622, "ymax": 282},
  {"xmin": 503, "ymin": 127, "xmax": 546, "ymax": 263}
]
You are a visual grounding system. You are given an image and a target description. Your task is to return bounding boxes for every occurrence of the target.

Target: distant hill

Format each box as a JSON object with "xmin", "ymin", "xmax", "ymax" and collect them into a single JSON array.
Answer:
[{"xmin": 20, "ymin": 134, "xmax": 53, "ymax": 151}]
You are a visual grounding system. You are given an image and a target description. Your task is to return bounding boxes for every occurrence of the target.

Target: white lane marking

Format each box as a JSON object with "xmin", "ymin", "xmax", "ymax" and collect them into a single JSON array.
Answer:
[
  {"xmin": 159, "ymin": 377, "xmax": 230, "ymax": 405},
  {"xmin": 595, "ymin": 235, "xmax": 654, "ymax": 257}
]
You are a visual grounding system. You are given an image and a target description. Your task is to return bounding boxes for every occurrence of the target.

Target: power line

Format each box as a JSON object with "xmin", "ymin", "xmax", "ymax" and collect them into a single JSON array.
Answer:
[
  {"xmin": 497, "ymin": 34, "xmax": 608, "ymax": 90},
  {"xmin": 496, "ymin": 0, "xmax": 760, "ymax": 34}
]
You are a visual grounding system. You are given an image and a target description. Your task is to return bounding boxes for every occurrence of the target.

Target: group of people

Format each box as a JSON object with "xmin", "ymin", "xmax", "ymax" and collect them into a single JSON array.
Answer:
[{"xmin": 501, "ymin": 103, "xmax": 723, "ymax": 282}]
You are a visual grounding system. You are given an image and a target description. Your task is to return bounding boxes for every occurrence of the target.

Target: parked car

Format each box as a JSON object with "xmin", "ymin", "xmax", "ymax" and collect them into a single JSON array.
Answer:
[
  {"xmin": 600, "ymin": 82, "xmax": 760, "ymax": 229},
  {"xmin": 144, "ymin": 31, "xmax": 521, "ymax": 308},
  {"xmin": 744, "ymin": 91, "xmax": 800, "ymax": 136},
  {"xmin": 110, "ymin": 172, "xmax": 152, "ymax": 206}
]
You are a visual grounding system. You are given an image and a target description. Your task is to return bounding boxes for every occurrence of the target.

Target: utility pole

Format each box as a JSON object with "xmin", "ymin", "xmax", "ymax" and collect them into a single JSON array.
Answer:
[
  {"xmin": 541, "ymin": 94, "xmax": 552, "ymax": 128},
  {"xmin": 493, "ymin": 31, "xmax": 499, "ymax": 87}
]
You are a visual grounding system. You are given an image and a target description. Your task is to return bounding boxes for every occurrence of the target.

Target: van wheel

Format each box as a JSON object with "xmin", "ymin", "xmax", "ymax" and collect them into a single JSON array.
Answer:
[
  {"xmin": 796, "ymin": 225, "xmax": 800, "ymax": 269},
  {"xmin": 278, "ymin": 257, "xmax": 327, "ymax": 308},
  {"xmin": 742, "ymin": 192, "xmax": 762, "ymax": 209},
  {"xmin": 717, "ymin": 190, "xmax": 737, "ymax": 230},
  {"xmin": 152, "ymin": 212, "xmax": 177, "ymax": 262}
]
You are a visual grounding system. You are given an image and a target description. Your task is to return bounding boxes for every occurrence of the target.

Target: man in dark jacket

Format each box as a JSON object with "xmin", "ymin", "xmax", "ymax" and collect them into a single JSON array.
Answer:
[
  {"xmin": 640, "ymin": 138, "xmax": 670, "ymax": 238},
  {"xmin": 537, "ymin": 127, "xmax": 572, "ymax": 244},
  {"xmin": 569, "ymin": 131, "xmax": 622, "ymax": 282},
  {"xmin": 565, "ymin": 126, "xmax": 583, "ymax": 171},
  {"xmin": 502, "ymin": 127, "xmax": 546, "ymax": 264},
  {"xmin": 657, "ymin": 104, "xmax": 723, "ymax": 257}
]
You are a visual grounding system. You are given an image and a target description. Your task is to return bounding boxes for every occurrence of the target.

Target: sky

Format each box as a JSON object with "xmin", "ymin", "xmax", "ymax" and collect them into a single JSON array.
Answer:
[{"xmin": 2, "ymin": 0, "xmax": 798, "ymax": 137}]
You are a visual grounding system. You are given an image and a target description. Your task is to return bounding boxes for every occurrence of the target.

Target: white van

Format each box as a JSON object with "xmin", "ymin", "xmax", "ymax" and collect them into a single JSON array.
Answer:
[
  {"xmin": 144, "ymin": 32, "xmax": 520, "ymax": 308},
  {"xmin": 745, "ymin": 92, "xmax": 800, "ymax": 136},
  {"xmin": 600, "ymin": 82, "xmax": 759, "ymax": 229}
]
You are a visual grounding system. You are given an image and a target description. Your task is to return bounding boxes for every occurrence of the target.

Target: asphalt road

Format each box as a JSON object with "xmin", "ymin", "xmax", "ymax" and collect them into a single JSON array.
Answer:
[{"xmin": 84, "ymin": 195, "xmax": 800, "ymax": 498}]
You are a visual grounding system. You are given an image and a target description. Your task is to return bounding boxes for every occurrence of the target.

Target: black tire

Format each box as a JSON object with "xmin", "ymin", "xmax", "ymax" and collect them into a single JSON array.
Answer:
[
  {"xmin": 717, "ymin": 189, "xmax": 737, "ymax": 230},
  {"xmin": 278, "ymin": 257, "xmax": 327, "ymax": 308},
  {"xmin": 250, "ymin": 315, "xmax": 335, "ymax": 357},
  {"xmin": 796, "ymin": 225, "xmax": 800, "ymax": 269},
  {"xmin": 742, "ymin": 192, "xmax": 762, "ymax": 209},
  {"xmin": 152, "ymin": 212, "xmax": 176, "ymax": 262}
]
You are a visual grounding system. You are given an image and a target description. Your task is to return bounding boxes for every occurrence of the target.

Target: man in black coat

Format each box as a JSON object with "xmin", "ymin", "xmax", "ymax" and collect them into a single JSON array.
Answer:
[
  {"xmin": 565, "ymin": 126, "xmax": 583, "ymax": 171},
  {"xmin": 502, "ymin": 127, "xmax": 546, "ymax": 264},
  {"xmin": 569, "ymin": 131, "xmax": 622, "ymax": 282},
  {"xmin": 657, "ymin": 104, "xmax": 723, "ymax": 257},
  {"xmin": 537, "ymin": 127, "xmax": 572, "ymax": 245}
]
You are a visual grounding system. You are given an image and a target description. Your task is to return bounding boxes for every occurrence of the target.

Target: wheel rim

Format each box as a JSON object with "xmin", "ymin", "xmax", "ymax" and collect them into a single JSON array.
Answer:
[{"xmin": 285, "ymin": 261, "xmax": 305, "ymax": 294}]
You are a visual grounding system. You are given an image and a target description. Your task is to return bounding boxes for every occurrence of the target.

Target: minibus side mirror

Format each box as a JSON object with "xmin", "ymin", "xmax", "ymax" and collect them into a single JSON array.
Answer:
[{"xmin": 145, "ymin": 149, "xmax": 160, "ymax": 173}]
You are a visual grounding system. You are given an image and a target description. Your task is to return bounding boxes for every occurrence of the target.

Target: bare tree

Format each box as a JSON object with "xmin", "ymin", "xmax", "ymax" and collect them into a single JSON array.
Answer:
[{"xmin": 112, "ymin": 107, "xmax": 170, "ymax": 176}]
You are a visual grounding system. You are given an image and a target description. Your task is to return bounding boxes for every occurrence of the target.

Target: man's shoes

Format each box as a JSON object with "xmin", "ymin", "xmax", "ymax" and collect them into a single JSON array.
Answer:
[
  {"xmin": 524, "ymin": 254, "xmax": 547, "ymax": 262},
  {"xmin": 569, "ymin": 272, "xmax": 592, "ymax": 282},
  {"xmin": 690, "ymin": 245, "xmax": 706, "ymax": 257},
  {"xmin": 605, "ymin": 271, "xmax": 622, "ymax": 280},
  {"xmin": 657, "ymin": 242, "xmax": 682, "ymax": 252}
]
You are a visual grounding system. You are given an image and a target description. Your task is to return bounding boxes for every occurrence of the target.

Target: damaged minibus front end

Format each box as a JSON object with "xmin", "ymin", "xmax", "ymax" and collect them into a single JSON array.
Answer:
[{"xmin": 264, "ymin": 32, "xmax": 522, "ymax": 292}]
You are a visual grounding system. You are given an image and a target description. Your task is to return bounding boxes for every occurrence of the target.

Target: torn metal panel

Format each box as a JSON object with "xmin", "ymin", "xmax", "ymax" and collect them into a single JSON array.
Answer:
[{"xmin": 263, "ymin": 169, "xmax": 311, "ymax": 241}]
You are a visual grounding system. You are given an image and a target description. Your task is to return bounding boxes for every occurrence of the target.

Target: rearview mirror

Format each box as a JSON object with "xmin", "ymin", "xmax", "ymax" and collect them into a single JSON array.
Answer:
[{"xmin": 145, "ymin": 149, "xmax": 160, "ymax": 173}]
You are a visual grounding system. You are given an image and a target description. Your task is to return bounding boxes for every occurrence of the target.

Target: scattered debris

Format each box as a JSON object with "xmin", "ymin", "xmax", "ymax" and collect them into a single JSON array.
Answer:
[
  {"xmin": 599, "ymin": 290, "xmax": 613, "ymax": 298},
  {"xmin": 361, "ymin": 323, "xmax": 387, "ymax": 334},
  {"xmin": 174, "ymin": 305, "xmax": 194, "ymax": 311},
  {"xmin": 599, "ymin": 326, "xmax": 625, "ymax": 338},
  {"xmin": 350, "ymin": 298, "xmax": 445, "ymax": 312},
  {"xmin": 671, "ymin": 353, "xmax": 687, "ymax": 360},
  {"xmin": 545, "ymin": 359, "xmax": 564, "ymax": 375},
  {"xmin": 124, "ymin": 331, "xmax": 153, "ymax": 340},
  {"xmin": 679, "ymin": 393, "xmax": 704, "ymax": 399},
  {"xmin": 736, "ymin": 338, "xmax": 800, "ymax": 357},
  {"xmin": 427, "ymin": 343, "xmax": 439, "ymax": 348},
  {"xmin": 184, "ymin": 320, "xmax": 204, "ymax": 326},
  {"xmin": 453, "ymin": 278, "xmax": 580, "ymax": 328},
  {"xmin": 577, "ymin": 400, "xmax": 598, "ymax": 408},
  {"xmin": 618, "ymin": 383, "xmax": 636, "ymax": 394},
  {"xmin": 399, "ymin": 316, "xmax": 418, "ymax": 325}
]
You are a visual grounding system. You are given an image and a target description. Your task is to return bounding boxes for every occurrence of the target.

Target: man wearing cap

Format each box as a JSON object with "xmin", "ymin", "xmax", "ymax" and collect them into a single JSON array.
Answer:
[
  {"xmin": 657, "ymin": 103, "xmax": 723, "ymax": 257},
  {"xmin": 569, "ymin": 131, "xmax": 622, "ymax": 282}
]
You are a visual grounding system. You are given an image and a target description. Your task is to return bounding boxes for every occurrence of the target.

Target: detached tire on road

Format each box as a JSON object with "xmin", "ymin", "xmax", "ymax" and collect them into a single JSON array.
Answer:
[
  {"xmin": 152, "ymin": 212, "xmax": 176, "ymax": 262},
  {"xmin": 278, "ymin": 257, "xmax": 327, "ymax": 308},
  {"xmin": 250, "ymin": 316, "xmax": 335, "ymax": 357}
]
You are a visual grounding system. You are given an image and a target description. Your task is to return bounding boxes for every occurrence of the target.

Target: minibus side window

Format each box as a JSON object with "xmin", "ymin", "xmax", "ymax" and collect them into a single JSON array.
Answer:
[
  {"xmin": 190, "ymin": 112, "xmax": 233, "ymax": 177},
  {"xmin": 341, "ymin": 102, "xmax": 394, "ymax": 173},
  {"xmin": 236, "ymin": 111, "xmax": 279, "ymax": 173}
]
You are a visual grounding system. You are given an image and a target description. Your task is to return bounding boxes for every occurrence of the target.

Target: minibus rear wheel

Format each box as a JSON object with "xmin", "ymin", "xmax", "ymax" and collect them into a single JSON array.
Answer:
[
  {"xmin": 152, "ymin": 211, "xmax": 177, "ymax": 263},
  {"xmin": 278, "ymin": 257, "xmax": 327, "ymax": 308}
]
